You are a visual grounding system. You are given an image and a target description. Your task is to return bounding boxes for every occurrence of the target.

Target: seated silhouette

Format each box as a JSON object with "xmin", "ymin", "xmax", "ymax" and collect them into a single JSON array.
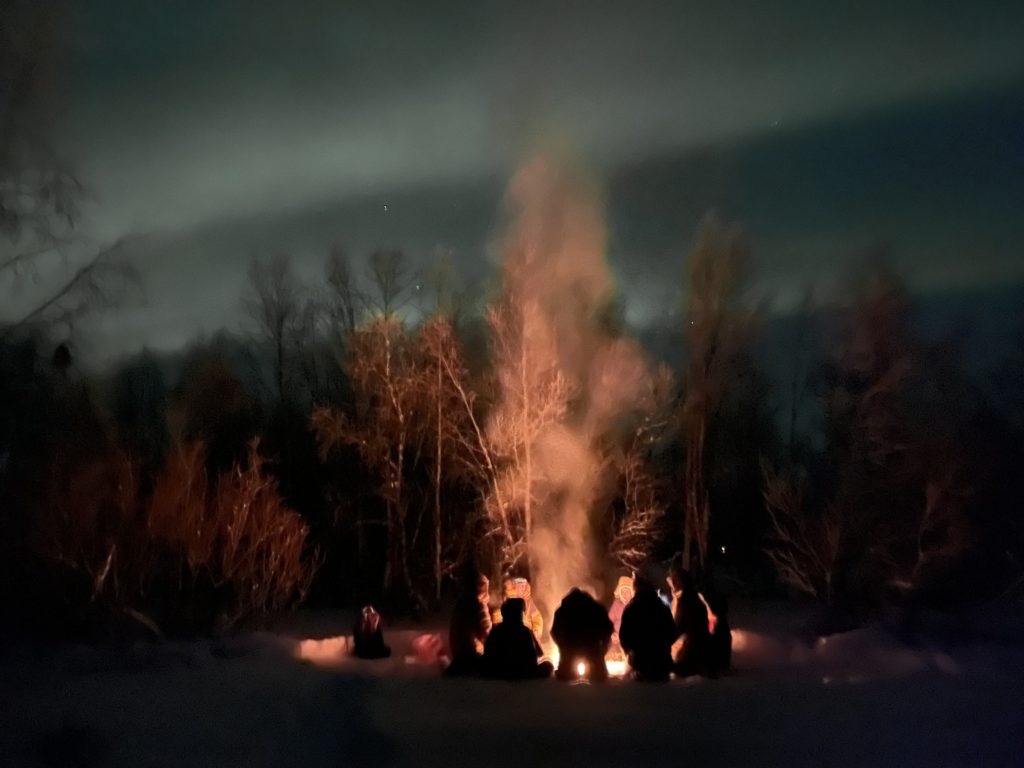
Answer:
[
  {"xmin": 551, "ymin": 588, "xmax": 613, "ymax": 682},
  {"xmin": 482, "ymin": 598, "xmax": 552, "ymax": 680}
]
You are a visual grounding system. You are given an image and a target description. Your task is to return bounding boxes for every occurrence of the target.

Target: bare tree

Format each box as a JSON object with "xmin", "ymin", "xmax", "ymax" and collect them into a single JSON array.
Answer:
[
  {"xmin": 314, "ymin": 314, "xmax": 425, "ymax": 601},
  {"xmin": 39, "ymin": 438, "xmax": 317, "ymax": 634},
  {"xmin": 762, "ymin": 464, "xmax": 841, "ymax": 602},
  {"xmin": 424, "ymin": 309, "xmax": 511, "ymax": 576},
  {"xmin": 786, "ymin": 287, "xmax": 815, "ymax": 462},
  {"xmin": 243, "ymin": 253, "xmax": 302, "ymax": 403},
  {"xmin": 766, "ymin": 265, "xmax": 979, "ymax": 607},
  {"xmin": 419, "ymin": 247, "xmax": 473, "ymax": 322},
  {"xmin": 410, "ymin": 251, "xmax": 483, "ymax": 598},
  {"xmin": 416, "ymin": 312, "xmax": 488, "ymax": 601},
  {"xmin": 324, "ymin": 246, "xmax": 363, "ymax": 340},
  {"xmin": 609, "ymin": 368, "xmax": 674, "ymax": 571},
  {"xmin": 365, "ymin": 249, "xmax": 416, "ymax": 318},
  {"xmin": 609, "ymin": 444, "xmax": 664, "ymax": 573},
  {"xmin": 484, "ymin": 295, "xmax": 573, "ymax": 573},
  {"xmin": 1, "ymin": 1, "xmax": 137, "ymax": 337},
  {"xmin": 680, "ymin": 213, "xmax": 753, "ymax": 574}
]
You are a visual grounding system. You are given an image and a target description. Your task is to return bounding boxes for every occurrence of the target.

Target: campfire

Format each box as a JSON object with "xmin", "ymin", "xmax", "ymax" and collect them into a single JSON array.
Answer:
[{"xmin": 545, "ymin": 645, "xmax": 629, "ymax": 679}]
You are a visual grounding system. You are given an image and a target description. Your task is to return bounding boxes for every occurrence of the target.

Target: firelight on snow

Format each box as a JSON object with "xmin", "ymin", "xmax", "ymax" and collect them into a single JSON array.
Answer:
[{"xmin": 296, "ymin": 635, "xmax": 349, "ymax": 665}]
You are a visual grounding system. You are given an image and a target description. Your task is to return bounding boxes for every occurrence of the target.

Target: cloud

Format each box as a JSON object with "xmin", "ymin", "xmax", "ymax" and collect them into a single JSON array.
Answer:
[
  {"xmin": 50, "ymin": 0, "xmax": 1024, "ymax": 361},
  {"xmin": 66, "ymin": 0, "xmax": 1024, "ymax": 239}
]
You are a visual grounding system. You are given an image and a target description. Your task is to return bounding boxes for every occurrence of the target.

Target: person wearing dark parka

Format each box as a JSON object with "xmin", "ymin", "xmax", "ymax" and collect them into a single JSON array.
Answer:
[
  {"xmin": 667, "ymin": 556, "xmax": 710, "ymax": 677},
  {"xmin": 619, "ymin": 576, "xmax": 676, "ymax": 681},
  {"xmin": 550, "ymin": 587, "xmax": 614, "ymax": 682},
  {"xmin": 482, "ymin": 598, "xmax": 553, "ymax": 680}
]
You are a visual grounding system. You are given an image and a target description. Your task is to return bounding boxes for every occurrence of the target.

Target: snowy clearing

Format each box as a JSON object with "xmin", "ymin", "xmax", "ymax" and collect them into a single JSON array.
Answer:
[{"xmin": 3, "ymin": 605, "xmax": 1023, "ymax": 767}]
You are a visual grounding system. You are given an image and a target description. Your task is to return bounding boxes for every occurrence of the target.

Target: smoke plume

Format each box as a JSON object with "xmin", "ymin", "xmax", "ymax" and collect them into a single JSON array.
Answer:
[{"xmin": 487, "ymin": 152, "xmax": 657, "ymax": 621}]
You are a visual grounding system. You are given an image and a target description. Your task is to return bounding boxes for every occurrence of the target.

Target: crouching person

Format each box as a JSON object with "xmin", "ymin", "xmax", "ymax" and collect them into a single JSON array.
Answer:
[
  {"xmin": 482, "ymin": 599, "xmax": 553, "ymax": 680},
  {"xmin": 353, "ymin": 605, "xmax": 392, "ymax": 660},
  {"xmin": 551, "ymin": 588, "xmax": 614, "ymax": 682},
  {"xmin": 445, "ymin": 569, "xmax": 492, "ymax": 677},
  {"xmin": 619, "ymin": 576, "xmax": 675, "ymax": 681}
]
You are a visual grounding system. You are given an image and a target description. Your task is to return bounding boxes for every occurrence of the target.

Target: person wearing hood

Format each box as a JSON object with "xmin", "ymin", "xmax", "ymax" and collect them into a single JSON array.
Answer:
[
  {"xmin": 352, "ymin": 605, "xmax": 391, "ymax": 660},
  {"xmin": 482, "ymin": 598, "xmax": 553, "ymax": 680},
  {"xmin": 550, "ymin": 588, "xmax": 614, "ymax": 682},
  {"xmin": 619, "ymin": 575, "xmax": 676, "ymax": 681},
  {"xmin": 491, "ymin": 577, "xmax": 544, "ymax": 640}
]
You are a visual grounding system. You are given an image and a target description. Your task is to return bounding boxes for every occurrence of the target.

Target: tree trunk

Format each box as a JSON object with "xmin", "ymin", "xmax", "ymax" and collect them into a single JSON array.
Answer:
[
  {"xmin": 520, "ymin": 313, "xmax": 532, "ymax": 578},
  {"xmin": 276, "ymin": 326, "xmax": 285, "ymax": 403},
  {"xmin": 434, "ymin": 361, "xmax": 443, "ymax": 604},
  {"xmin": 383, "ymin": 499, "xmax": 394, "ymax": 593},
  {"xmin": 395, "ymin": 446, "xmax": 412, "ymax": 600},
  {"xmin": 683, "ymin": 412, "xmax": 708, "ymax": 575}
]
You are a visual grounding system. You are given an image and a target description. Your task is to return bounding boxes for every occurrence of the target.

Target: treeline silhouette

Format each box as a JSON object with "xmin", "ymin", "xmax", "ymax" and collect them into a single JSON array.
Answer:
[{"xmin": 1, "ymin": 229, "xmax": 1022, "ymax": 640}]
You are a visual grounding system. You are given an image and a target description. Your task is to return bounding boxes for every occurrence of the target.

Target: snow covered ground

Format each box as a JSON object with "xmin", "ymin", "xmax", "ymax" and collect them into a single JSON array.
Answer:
[{"xmin": 3, "ymin": 603, "xmax": 1023, "ymax": 767}]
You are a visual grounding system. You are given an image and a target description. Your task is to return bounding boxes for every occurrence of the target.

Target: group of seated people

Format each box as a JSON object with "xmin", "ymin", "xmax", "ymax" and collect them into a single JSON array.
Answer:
[{"xmin": 445, "ymin": 556, "xmax": 732, "ymax": 682}]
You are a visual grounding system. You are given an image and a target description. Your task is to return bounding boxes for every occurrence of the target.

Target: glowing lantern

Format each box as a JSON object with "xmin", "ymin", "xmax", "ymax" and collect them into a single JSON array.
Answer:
[{"xmin": 577, "ymin": 661, "xmax": 586, "ymax": 678}]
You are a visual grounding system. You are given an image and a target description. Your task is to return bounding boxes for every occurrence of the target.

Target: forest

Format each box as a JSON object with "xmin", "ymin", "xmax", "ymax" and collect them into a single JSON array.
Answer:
[
  {"xmin": 3, "ymin": 160, "xmax": 1023, "ymax": 641},
  {"xmin": 2, "ymin": 2, "xmax": 1023, "ymax": 645}
]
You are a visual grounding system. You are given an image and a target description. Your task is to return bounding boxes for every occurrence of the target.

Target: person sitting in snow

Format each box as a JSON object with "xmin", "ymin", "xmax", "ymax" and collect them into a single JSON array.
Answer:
[
  {"xmin": 482, "ymin": 598, "xmax": 553, "ymax": 680},
  {"xmin": 607, "ymin": 574, "xmax": 635, "ymax": 660},
  {"xmin": 704, "ymin": 591, "xmax": 732, "ymax": 677},
  {"xmin": 619, "ymin": 575, "xmax": 676, "ymax": 681},
  {"xmin": 445, "ymin": 567, "xmax": 492, "ymax": 677},
  {"xmin": 551, "ymin": 587, "xmax": 614, "ymax": 682},
  {"xmin": 697, "ymin": 555, "xmax": 733, "ymax": 676},
  {"xmin": 491, "ymin": 577, "xmax": 544, "ymax": 641},
  {"xmin": 353, "ymin": 605, "xmax": 392, "ymax": 660},
  {"xmin": 667, "ymin": 557, "xmax": 709, "ymax": 677}
]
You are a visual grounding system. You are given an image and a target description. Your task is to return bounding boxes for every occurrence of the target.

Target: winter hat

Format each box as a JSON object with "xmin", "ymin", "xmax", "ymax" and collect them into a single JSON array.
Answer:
[
  {"xmin": 505, "ymin": 577, "xmax": 531, "ymax": 601},
  {"xmin": 614, "ymin": 575, "xmax": 635, "ymax": 601}
]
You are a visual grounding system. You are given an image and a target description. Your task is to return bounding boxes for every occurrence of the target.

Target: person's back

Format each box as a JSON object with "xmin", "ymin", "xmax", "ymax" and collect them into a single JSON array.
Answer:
[
  {"xmin": 668, "ymin": 561, "xmax": 710, "ymax": 676},
  {"xmin": 551, "ymin": 588, "xmax": 613, "ymax": 681},
  {"xmin": 352, "ymin": 605, "xmax": 391, "ymax": 660},
  {"xmin": 705, "ymin": 593, "xmax": 732, "ymax": 677},
  {"xmin": 619, "ymin": 579, "xmax": 675, "ymax": 681},
  {"xmin": 497, "ymin": 578, "xmax": 544, "ymax": 639},
  {"xmin": 447, "ymin": 572, "xmax": 491, "ymax": 676},
  {"xmin": 482, "ymin": 599, "xmax": 550, "ymax": 680}
]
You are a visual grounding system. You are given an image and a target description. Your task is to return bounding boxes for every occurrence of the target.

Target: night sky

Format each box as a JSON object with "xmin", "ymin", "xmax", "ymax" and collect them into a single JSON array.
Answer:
[{"xmin": 46, "ymin": 0, "xmax": 1024, "ymax": 361}]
